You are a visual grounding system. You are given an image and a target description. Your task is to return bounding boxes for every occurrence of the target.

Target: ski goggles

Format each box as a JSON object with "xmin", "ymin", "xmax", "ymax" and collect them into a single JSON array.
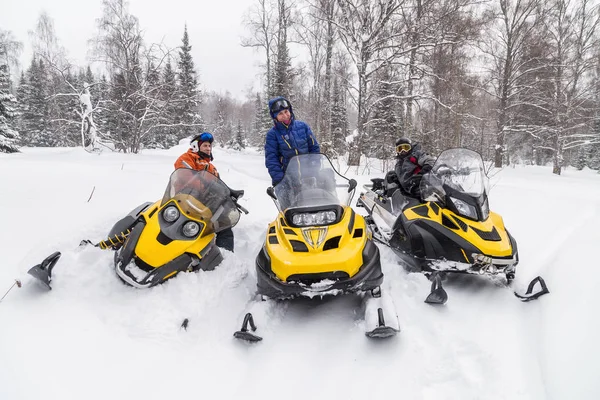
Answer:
[
  {"xmin": 193, "ymin": 132, "xmax": 214, "ymax": 144},
  {"xmin": 270, "ymin": 99, "xmax": 291, "ymax": 115},
  {"xmin": 396, "ymin": 143, "xmax": 412, "ymax": 155}
]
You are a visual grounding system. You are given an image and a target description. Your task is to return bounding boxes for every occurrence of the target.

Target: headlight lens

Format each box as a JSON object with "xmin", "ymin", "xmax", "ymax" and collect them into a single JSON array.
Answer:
[
  {"xmin": 481, "ymin": 198, "xmax": 490, "ymax": 220},
  {"xmin": 292, "ymin": 210, "xmax": 337, "ymax": 226},
  {"xmin": 182, "ymin": 221, "xmax": 200, "ymax": 237},
  {"xmin": 449, "ymin": 197, "xmax": 478, "ymax": 220},
  {"xmin": 163, "ymin": 206, "xmax": 180, "ymax": 222}
]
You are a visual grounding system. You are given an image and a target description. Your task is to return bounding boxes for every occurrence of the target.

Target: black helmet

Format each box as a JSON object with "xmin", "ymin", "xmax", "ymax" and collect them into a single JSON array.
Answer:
[{"xmin": 395, "ymin": 137, "xmax": 412, "ymax": 156}]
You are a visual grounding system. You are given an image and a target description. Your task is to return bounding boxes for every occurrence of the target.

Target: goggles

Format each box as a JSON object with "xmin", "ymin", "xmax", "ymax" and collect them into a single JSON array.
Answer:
[
  {"xmin": 270, "ymin": 99, "xmax": 290, "ymax": 115},
  {"xmin": 193, "ymin": 132, "xmax": 214, "ymax": 144},
  {"xmin": 396, "ymin": 143, "xmax": 412, "ymax": 154}
]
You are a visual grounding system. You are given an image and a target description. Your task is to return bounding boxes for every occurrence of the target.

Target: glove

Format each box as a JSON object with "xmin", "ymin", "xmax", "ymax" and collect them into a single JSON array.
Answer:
[{"xmin": 421, "ymin": 164, "xmax": 433, "ymax": 174}]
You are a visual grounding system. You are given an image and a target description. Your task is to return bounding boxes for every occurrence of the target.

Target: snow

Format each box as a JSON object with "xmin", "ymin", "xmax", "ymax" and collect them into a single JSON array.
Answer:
[{"xmin": 1, "ymin": 146, "xmax": 600, "ymax": 400}]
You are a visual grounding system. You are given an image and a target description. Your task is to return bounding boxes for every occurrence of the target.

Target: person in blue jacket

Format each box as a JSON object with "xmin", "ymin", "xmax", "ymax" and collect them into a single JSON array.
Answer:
[{"xmin": 265, "ymin": 97, "xmax": 320, "ymax": 186}]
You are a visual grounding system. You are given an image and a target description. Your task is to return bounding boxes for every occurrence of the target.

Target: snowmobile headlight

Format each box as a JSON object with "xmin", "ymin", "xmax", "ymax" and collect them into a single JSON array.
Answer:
[
  {"xmin": 449, "ymin": 197, "xmax": 477, "ymax": 220},
  {"xmin": 292, "ymin": 210, "xmax": 337, "ymax": 226},
  {"xmin": 163, "ymin": 206, "xmax": 180, "ymax": 222},
  {"xmin": 182, "ymin": 221, "xmax": 200, "ymax": 237},
  {"xmin": 481, "ymin": 198, "xmax": 490, "ymax": 220}
]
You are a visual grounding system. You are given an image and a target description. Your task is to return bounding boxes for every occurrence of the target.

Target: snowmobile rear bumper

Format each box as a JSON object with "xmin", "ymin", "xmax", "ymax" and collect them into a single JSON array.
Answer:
[{"xmin": 255, "ymin": 239, "xmax": 383, "ymax": 299}]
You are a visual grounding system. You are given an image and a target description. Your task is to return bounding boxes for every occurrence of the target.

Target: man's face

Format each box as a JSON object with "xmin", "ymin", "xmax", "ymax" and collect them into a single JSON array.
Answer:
[
  {"xmin": 199, "ymin": 141, "xmax": 212, "ymax": 154},
  {"xmin": 276, "ymin": 109, "xmax": 291, "ymax": 124}
]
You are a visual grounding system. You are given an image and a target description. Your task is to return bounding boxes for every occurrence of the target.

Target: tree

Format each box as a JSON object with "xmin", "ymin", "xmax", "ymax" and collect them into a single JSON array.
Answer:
[
  {"xmin": 480, "ymin": 0, "xmax": 542, "ymax": 167},
  {"xmin": 177, "ymin": 25, "xmax": 202, "ymax": 139},
  {"xmin": 335, "ymin": 0, "xmax": 403, "ymax": 165},
  {"xmin": 532, "ymin": 0, "xmax": 600, "ymax": 174},
  {"xmin": 228, "ymin": 120, "xmax": 247, "ymax": 150},
  {"xmin": 0, "ymin": 29, "xmax": 23, "ymax": 84},
  {"xmin": 242, "ymin": 0, "xmax": 278, "ymax": 99},
  {"xmin": 0, "ymin": 64, "xmax": 20, "ymax": 153}
]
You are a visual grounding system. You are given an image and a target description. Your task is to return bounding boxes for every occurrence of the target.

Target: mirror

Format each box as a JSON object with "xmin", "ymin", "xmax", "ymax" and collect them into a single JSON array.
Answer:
[{"xmin": 348, "ymin": 179, "xmax": 357, "ymax": 193}]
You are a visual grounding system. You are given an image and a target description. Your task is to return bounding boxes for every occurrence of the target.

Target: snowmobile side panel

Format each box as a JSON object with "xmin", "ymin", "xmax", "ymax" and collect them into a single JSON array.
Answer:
[
  {"xmin": 115, "ymin": 220, "xmax": 146, "ymax": 269},
  {"xmin": 108, "ymin": 201, "xmax": 154, "ymax": 238},
  {"xmin": 195, "ymin": 243, "xmax": 223, "ymax": 272}
]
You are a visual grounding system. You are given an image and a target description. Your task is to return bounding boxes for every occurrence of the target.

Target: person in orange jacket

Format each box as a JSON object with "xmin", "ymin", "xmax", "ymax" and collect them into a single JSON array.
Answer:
[
  {"xmin": 174, "ymin": 132, "xmax": 235, "ymax": 252},
  {"xmin": 174, "ymin": 132, "xmax": 219, "ymax": 176}
]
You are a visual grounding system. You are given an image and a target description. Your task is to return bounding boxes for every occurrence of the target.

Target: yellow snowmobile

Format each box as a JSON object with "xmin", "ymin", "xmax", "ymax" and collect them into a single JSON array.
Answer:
[
  {"xmin": 234, "ymin": 153, "xmax": 399, "ymax": 342},
  {"xmin": 106, "ymin": 168, "xmax": 246, "ymax": 288},
  {"xmin": 358, "ymin": 148, "xmax": 548, "ymax": 304}
]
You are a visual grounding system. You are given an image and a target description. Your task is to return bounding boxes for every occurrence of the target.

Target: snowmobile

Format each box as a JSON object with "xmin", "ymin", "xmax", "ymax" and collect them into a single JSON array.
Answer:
[
  {"xmin": 234, "ymin": 153, "xmax": 399, "ymax": 342},
  {"xmin": 357, "ymin": 148, "xmax": 548, "ymax": 304},
  {"xmin": 64, "ymin": 168, "xmax": 247, "ymax": 289},
  {"xmin": 28, "ymin": 169, "xmax": 247, "ymax": 290}
]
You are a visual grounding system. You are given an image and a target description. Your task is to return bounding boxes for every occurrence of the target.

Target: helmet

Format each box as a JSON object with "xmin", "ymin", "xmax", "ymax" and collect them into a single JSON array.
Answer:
[
  {"xmin": 190, "ymin": 132, "xmax": 214, "ymax": 152},
  {"xmin": 269, "ymin": 97, "xmax": 292, "ymax": 119},
  {"xmin": 395, "ymin": 137, "xmax": 412, "ymax": 156}
]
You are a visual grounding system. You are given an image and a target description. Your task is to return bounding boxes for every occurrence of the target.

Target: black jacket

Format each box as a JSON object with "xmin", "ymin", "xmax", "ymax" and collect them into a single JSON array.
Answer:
[{"xmin": 394, "ymin": 143, "xmax": 435, "ymax": 197}]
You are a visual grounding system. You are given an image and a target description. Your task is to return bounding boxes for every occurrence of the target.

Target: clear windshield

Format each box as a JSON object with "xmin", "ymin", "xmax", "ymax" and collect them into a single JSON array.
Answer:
[
  {"xmin": 162, "ymin": 169, "xmax": 240, "ymax": 232},
  {"xmin": 421, "ymin": 148, "xmax": 488, "ymax": 199},
  {"xmin": 274, "ymin": 153, "xmax": 349, "ymax": 210}
]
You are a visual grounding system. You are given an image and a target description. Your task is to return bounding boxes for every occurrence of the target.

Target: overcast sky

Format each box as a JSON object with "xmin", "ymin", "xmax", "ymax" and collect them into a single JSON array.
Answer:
[{"xmin": 1, "ymin": 0, "xmax": 264, "ymax": 100}]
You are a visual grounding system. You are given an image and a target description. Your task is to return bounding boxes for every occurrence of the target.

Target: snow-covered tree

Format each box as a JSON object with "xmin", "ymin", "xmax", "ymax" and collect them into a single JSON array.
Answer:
[
  {"xmin": 0, "ymin": 64, "xmax": 20, "ymax": 153},
  {"xmin": 177, "ymin": 25, "xmax": 202, "ymax": 139},
  {"xmin": 227, "ymin": 119, "xmax": 247, "ymax": 150}
]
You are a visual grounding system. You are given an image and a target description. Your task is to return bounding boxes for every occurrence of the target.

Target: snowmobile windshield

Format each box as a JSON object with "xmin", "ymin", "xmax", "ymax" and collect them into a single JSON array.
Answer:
[
  {"xmin": 421, "ymin": 148, "xmax": 489, "ymax": 198},
  {"xmin": 162, "ymin": 169, "xmax": 241, "ymax": 232},
  {"xmin": 274, "ymin": 153, "xmax": 348, "ymax": 211}
]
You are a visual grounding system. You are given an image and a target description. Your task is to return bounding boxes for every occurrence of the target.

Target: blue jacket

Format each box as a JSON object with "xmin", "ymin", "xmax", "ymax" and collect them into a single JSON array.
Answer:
[{"xmin": 265, "ymin": 97, "xmax": 320, "ymax": 185}]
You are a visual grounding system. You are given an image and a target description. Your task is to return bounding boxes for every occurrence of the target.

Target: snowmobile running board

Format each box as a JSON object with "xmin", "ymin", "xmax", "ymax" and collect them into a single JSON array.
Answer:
[
  {"xmin": 234, "ymin": 313, "xmax": 263, "ymax": 342},
  {"xmin": 514, "ymin": 276, "xmax": 549, "ymax": 302},
  {"xmin": 27, "ymin": 252, "xmax": 62, "ymax": 290}
]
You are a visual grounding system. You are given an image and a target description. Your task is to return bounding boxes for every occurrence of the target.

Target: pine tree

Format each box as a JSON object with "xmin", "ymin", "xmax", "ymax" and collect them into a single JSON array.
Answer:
[
  {"xmin": 94, "ymin": 74, "xmax": 110, "ymax": 139},
  {"xmin": 369, "ymin": 65, "xmax": 402, "ymax": 160},
  {"xmin": 21, "ymin": 58, "xmax": 54, "ymax": 146},
  {"xmin": 177, "ymin": 25, "xmax": 202, "ymax": 139},
  {"xmin": 572, "ymin": 146, "xmax": 587, "ymax": 170},
  {"xmin": 228, "ymin": 119, "xmax": 246, "ymax": 150},
  {"xmin": 330, "ymin": 76, "xmax": 348, "ymax": 155},
  {"xmin": 156, "ymin": 59, "xmax": 179, "ymax": 148},
  {"xmin": 251, "ymin": 92, "xmax": 272, "ymax": 147},
  {"xmin": 15, "ymin": 72, "xmax": 30, "ymax": 136},
  {"xmin": 0, "ymin": 64, "xmax": 20, "ymax": 153}
]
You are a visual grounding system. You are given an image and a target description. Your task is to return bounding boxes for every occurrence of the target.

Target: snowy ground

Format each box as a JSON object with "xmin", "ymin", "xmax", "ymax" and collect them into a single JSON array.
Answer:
[{"xmin": 1, "ymin": 145, "xmax": 599, "ymax": 400}]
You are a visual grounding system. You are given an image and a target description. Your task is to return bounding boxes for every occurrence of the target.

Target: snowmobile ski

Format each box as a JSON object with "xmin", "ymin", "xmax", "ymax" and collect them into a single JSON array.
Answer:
[
  {"xmin": 233, "ymin": 313, "xmax": 263, "ymax": 342},
  {"xmin": 27, "ymin": 251, "xmax": 61, "ymax": 290},
  {"xmin": 424, "ymin": 272, "xmax": 448, "ymax": 305},
  {"xmin": 364, "ymin": 287, "xmax": 400, "ymax": 338},
  {"xmin": 514, "ymin": 276, "xmax": 549, "ymax": 302}
]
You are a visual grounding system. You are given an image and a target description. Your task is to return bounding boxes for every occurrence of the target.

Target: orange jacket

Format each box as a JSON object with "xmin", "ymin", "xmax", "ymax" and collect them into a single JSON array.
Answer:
[{"xmin": 174, "ymin": 149, "xmax": 219, "ymax": 177}]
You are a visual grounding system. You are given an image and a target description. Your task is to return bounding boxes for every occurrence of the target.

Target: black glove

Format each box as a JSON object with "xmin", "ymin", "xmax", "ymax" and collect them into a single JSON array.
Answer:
[{"xmin": 421, "ymin": 164, "xmax": 433, "ymax": 174}]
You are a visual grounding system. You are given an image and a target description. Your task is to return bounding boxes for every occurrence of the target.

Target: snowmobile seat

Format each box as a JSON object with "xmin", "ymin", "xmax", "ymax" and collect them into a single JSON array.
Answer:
[{"xmin": 384, "ymin": 171, "xmax": 400, "ymax": 197}]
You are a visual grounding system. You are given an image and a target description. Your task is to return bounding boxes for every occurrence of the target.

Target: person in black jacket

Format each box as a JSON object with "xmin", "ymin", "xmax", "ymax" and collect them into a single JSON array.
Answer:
[{"xmin": 393, "ymin": 137, "xmax": 435, "ymax": 199}]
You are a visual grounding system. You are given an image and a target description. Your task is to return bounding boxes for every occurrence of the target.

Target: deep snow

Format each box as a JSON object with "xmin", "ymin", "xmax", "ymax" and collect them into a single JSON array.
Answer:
[{"xmin": 1, "ymin": 144, "xmax": 599, "ymax": 400}]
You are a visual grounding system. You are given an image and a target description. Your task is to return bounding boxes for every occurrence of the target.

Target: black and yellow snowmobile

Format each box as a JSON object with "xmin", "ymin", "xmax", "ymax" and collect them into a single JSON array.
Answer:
[
  {"xmin": 104, "ymin": 168, "xmax": 247, "ymax": 288},
  {"xmin": 234, "ymin": 153, "xmax": 399, "ymax": 342},
  {"xmin": 357, "ymin": 148, "xmax": 548, "ymax": 304}
]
